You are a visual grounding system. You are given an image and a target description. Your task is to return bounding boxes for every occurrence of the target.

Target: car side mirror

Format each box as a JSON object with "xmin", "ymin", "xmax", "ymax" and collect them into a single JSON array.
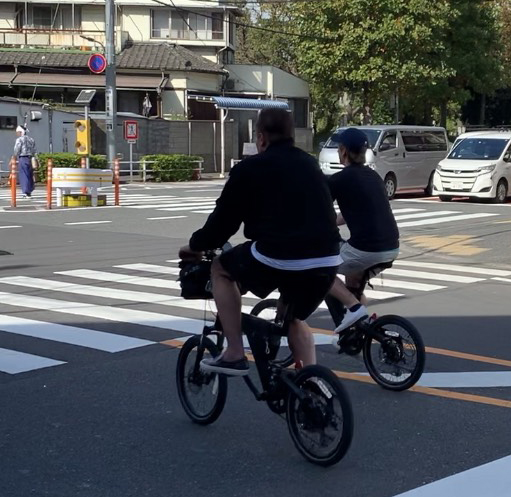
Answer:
[{"xmin": 379, "ymin": 143, "xmax": 391, "ymax": 152}]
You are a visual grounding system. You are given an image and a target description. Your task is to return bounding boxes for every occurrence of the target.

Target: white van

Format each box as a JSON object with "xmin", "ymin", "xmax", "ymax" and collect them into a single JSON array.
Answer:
[
  {"xmin": 432, "ymin": 131, "xmax": 511, "ymax": 203},
  {"xmin": 318, "ymin": 125, "xmax": 449, "ymax": 199}
]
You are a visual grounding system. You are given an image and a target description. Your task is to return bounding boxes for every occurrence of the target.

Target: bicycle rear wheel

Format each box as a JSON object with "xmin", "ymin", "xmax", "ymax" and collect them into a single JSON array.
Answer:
[
  {"xmin": 363, "ymin": 315, "xmax": 425, "ymax": 391},
  {"xmin": 286, "ymin": 365, "xmax": 353, "ymax": 466},
  {"xmin": 176, "ymin": 335, "xmax": 228, "ymax": 424}
]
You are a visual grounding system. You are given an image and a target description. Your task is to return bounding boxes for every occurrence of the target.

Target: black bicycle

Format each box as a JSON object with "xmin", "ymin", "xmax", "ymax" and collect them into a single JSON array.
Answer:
[
  {"xmin": 176, "ymin": 251, "xmax": 354, "ymax": 466},
  {"xmin": 251, "ymin": 262, "xmax": 425, "ymax": 391}
]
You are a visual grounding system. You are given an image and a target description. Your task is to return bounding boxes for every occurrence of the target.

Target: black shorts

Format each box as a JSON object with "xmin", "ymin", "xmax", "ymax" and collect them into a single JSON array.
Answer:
[{"xmin": 219, "ymin": 242, "xmax": 337, "ymax": 321}]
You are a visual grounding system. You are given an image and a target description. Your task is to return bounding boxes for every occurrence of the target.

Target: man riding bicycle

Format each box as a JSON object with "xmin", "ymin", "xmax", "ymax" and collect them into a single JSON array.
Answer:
[
  {"xmin": 327, "ymin": 128, "xmax": 400, "ymax": 333},
  {"xmin": 179, "ymin": 108, "xmax": 340, "ymax": 376}
]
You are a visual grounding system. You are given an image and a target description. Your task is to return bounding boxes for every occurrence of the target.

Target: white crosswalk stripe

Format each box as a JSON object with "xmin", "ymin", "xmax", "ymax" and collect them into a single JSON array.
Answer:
[{"xmin": 0, "ymin": 258, "xmax": 509, "ymax": 375}]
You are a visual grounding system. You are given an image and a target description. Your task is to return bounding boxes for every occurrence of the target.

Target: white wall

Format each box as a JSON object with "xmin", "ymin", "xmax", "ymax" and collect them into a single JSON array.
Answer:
[
  {"xmin": 81, "ymin": 6, "xmax": 105, "ymax": 31},
  {"xmin": 121, "ymin": 6, "xmax": 150, "ymax": 41}
]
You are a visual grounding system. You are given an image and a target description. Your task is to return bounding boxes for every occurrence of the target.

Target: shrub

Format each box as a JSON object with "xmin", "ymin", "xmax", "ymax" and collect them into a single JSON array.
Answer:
[
  {"xmin": 35, "ymin": 153, "xmax": 107, "ymax": 182},
  {"xmin": 141, "ymin": 154, "xmax": 203, "ymax": 182}
]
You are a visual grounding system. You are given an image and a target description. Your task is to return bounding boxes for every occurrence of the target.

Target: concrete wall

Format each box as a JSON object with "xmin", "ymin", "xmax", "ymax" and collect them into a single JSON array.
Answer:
[
  {"xmin": 81, "ymin": 6, "xmax": 105, "ymax": 31},
  {"xmin": 121, "ymin": 6, "xmax": 150, "ymax": 42}
]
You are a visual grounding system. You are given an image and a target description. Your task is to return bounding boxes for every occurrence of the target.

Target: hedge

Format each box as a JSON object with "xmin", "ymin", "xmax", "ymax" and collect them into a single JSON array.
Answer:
[
  {"xmin": 35, "ymin": 153, "xmax": 108, "ymax": 182},
  {"xmin": 141, "ymin": 154, "xmax": 203, "ymax": 182}
]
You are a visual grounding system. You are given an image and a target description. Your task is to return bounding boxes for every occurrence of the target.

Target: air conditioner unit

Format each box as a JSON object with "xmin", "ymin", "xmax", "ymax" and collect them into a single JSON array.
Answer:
[{"xmin": 224, "ymin": 78, "xmax": 235, "ymax": 91}]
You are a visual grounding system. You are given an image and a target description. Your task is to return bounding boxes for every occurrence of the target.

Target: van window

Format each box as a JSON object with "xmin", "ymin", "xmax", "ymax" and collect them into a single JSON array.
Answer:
[
  {"xmin": 401, "ymin": 130, "xmax": 447, "ymax": 152},
  {"xmin": 379, "ymin": 132, "xmax": 397, "ymax": 150},
  {"xmin": 448, "ymin": 138, "xmax": 508, "ymax": 160},
  {"xmin": 325, "ymin": 129, "xmax": 381, "ymax": 148}
]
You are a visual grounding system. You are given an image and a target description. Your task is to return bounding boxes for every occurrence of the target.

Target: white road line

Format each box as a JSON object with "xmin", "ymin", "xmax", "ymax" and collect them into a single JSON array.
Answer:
[
  {"xmin": 147, "ymin": 216, "xmax": 187, "ymax": 220},
  {"xmin": 392, "ymin": 454, "xmax": 511, "ymax": 497},
  {"xmin": 156, "ymin": 204, "xmax": 217, "ymax": 212},
  {"xmin": 369, "ymin": 278, "xmax": 446, "ymax": 291},
  {"xmin": 385, "ymin": 268, "xmax": 483, "ymax": 283},
  {"xmin": 127, "ymin": 199, "xmax": 217, "ymax": 209},
  {"xmin": 166, "ymin": 259, "xmax": 181, "ymax": 263},
  {"xmin": 0, "ymin": 315, "xmax": 153, "ymax": 352},
  {"xmin": 65, "ymin": 221, "xmax": 112, "ymax": 226},
  {"xmin": 192, "ymin": 210, "xmax": 214, "ymax": 214},
  {"xmin": 184, "ymin": 189, "xmax": 222, "ymax": 193},
  {"xmin": 493, "ymin": 277, "xmax": 511, "ymax": 283},
  {"xmin": 416, "ymin": 371, "xmax": 511, "ymax": 388},
  {"xmin": 0, "ymin": 225, "xmax": 22, "ymax": 229},
  {"xmin": 391, "ymin": 208, "xmax": 425, "ymax": 214},
  {"xmin": 0, "ymin": 348, "xmax": 65, "ymax": 374},
  {"xmin": 397, "ymin": 212, "xmax": 498, "ymax": 227},
  {"xmin": 394, "ymin": 260, "xmax": 511, "ymax": 277},
  {"xmin": 393, "ymin": 210, "xmax": 457, "ymax": 221},
  {"xmin": 0, "ymin": 291, "xmax": 210, "ymax": 335},
  {"xmin": 0, "ymin": 276, "xmax": 183, "ymax": 307},
  {"xmin": 115, "ymin": 263, "xmax": 180, "ymax": 275}
]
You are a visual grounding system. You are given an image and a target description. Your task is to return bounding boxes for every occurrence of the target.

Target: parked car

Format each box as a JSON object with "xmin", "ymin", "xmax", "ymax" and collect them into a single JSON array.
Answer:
[
  {"xmin": 318, "ymin": 125, "xmax": 449, "ymax": 199},
  {"xmin": 432, "ymin": 131, "xmax": 511, "ymax": 203}
]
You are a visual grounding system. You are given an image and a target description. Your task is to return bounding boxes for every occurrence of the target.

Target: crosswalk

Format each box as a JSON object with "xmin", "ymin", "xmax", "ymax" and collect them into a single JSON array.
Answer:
[{"xmin": 1, "ymin": 258, "xmax": 510, "ymax": 376}]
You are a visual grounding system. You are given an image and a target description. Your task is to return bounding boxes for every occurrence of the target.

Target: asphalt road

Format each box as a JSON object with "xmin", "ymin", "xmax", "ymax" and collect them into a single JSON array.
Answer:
[{"xmin": 1, "ymin": 182, "xmax": 511, "ymax": 497}]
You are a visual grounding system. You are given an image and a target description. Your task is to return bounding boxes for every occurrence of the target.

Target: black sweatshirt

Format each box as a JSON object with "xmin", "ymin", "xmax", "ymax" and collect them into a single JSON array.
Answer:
[
  {"xmin": 189, "ymin": 139, "xmax": 340, "ymax": 259},
  {"xmin": 329, "ymin": 165, "xmax": 399, "ymax": 252}
]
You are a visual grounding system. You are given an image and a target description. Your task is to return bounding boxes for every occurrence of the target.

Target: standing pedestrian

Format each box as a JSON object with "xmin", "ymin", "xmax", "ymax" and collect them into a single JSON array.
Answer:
[{"xmin": 13, "ymin": 125, "xmax": 37, "ymax": 198}]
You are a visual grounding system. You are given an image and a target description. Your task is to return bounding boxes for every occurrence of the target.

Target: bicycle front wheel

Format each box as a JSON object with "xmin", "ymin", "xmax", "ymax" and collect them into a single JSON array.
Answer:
[
  {"xmin": 363, "ymin": 315, "xmax": 425, "ymax": 391},
  {"xmin": 286, "ymin": 365, "xmax": 353, "ymax": 466},
  {"xmin": 176, "ymin": 335, "xmax": 228, "ymax": 425}
]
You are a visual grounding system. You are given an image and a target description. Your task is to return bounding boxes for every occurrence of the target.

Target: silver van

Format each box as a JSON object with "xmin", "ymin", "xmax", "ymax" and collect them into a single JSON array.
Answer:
[{"xmin": 318, "ymin": 125, "xmax": 449, "ymax": 198}]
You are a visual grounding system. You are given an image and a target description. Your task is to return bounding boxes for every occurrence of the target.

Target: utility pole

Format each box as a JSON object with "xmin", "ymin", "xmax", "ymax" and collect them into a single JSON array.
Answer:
[{"xmin": 105, "ymin": 0, "xmax": 117, "ymax": 167}]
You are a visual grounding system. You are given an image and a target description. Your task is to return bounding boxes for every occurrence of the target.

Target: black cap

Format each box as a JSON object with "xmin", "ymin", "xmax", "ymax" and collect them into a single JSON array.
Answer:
[{"xmin": 337, "ymin": 128, "xmax": 368, "ymax": 153}]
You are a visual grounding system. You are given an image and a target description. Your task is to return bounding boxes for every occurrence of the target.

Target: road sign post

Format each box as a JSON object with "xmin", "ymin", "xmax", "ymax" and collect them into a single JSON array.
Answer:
[{"xmin": 124, "ymin": 120, "xmax": 138, "ymax": 182}]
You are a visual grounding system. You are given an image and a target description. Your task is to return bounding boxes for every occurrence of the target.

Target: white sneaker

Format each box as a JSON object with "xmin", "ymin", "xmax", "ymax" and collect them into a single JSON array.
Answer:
[{"xmin": 334, "ymin": 305, "xmax": 369, "ymax": 333}]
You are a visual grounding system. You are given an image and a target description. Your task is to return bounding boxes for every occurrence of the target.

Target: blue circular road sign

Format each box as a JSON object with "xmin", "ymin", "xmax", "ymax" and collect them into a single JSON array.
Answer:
[{"xmin": 88, "ymin": 54, "xmax": 107, "ymax": 74}]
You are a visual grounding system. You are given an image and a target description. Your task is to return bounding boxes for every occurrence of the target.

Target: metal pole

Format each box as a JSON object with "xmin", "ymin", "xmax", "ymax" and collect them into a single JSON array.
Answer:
[
  {"xmin": 84, "ymin": 104, "xmax": 90, "ymax": 168},
  {"xmin": 129, "ymin": 142, "xmax": 133, "ymax": 182},
  {"xmin": 220, "ymin": 108, "xmax": 226, "ymax": 178},
  {"xmin": 105, "ymin": 0, "xmax": 117, "ymax": 168}
]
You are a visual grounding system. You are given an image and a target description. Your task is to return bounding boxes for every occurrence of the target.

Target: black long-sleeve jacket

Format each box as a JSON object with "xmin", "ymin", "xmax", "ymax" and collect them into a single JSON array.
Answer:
[{"xmin": 189, "ymin": 139, "xmax": 340, "ymax": 260}]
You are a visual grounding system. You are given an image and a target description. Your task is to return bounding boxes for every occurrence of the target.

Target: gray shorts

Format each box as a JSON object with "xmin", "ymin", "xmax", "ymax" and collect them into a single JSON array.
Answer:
[{"xmin": 338, "ymin": 242, "xmax": 399, "ymax": 276}]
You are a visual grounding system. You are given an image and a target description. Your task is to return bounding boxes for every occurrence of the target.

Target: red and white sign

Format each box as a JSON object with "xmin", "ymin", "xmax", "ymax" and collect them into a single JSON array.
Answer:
[{"xmin": 124, "ymin": 120, "xmax": 138, "ymax": 143}]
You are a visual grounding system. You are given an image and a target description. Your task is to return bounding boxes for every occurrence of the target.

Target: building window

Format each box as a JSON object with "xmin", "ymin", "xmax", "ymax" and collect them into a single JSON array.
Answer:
[
  {"xmin": 151, "ymin": 9, "xmax": 170, "ymax": 38},
  {"xmin": 151, "ymin": 9, "xmax": 224, "ymax": 41},
  {"xmin": 22, "ymin": 4, "xmax": 81, "ymax": 30},
  {"xmin": 288, "ymin": 99, "xmax": 308, "ymax": 128},
  {"xmin": 0, "ymin": 116, "xmax": 17, "ymax": 130},
  {"xmin": 212, "ymin": 12, "xmax": 223, "ymax": 40}
]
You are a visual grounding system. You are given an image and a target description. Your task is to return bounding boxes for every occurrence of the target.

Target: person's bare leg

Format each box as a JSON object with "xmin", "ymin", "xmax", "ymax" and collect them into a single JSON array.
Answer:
[
  {"xmin": 328, "ymin": 276, "xmax": 359, "ymax": 307},
  {"xmin": 288, "ymin": 319, "xmax": 316, "ymax": 366},
  {"xmin": 210, "ymin": 257, "xmax": 244, "ymax": 361}
]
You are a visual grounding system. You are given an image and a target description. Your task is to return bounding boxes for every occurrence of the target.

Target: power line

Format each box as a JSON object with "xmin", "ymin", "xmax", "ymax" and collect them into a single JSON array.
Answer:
[{"xmin": 150, "ymin": 0, "xmax": 337, "ymax": 42}]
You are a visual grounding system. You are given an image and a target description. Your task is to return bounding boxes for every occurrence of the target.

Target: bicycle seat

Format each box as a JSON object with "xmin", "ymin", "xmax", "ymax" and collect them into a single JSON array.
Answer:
[{"xmin": 364, "ymin": 261, "xmax": 393, "ymax": 279}]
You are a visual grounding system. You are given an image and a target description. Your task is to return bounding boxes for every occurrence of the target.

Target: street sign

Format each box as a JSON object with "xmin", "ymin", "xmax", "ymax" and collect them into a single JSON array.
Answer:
[
  {"xmin": 88, "ymin": 54, "xmax": 107, "ymax": 74},
  {"xmin": 124, "ymin": 120, "xmax": 138, "ymax": 141}
]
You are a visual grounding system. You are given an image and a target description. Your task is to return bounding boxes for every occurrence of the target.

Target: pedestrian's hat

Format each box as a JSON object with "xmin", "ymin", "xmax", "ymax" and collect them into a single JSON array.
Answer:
[
  {"xmin": 16, "ymin": 126, "xmax": 26, "ymax": 135},
  {"xmin": 337, "ymin": 128, "xmax": 368, "ymax": 153}
]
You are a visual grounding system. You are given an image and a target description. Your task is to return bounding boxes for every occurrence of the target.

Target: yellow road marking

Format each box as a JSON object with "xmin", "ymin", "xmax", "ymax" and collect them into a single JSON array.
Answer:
[
  {"xmin": 161, "ymin": 338, "xmax": 511, "ymax": 409},
  {"xmin": 405, "ymin": 235, "xmax": 489, "ymax": 256}
]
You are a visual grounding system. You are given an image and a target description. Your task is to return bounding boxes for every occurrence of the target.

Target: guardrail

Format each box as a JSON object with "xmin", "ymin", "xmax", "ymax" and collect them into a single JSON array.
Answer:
[{"xmin": 119, "ymin": 159, "xmax": 204, "ymax": 183}]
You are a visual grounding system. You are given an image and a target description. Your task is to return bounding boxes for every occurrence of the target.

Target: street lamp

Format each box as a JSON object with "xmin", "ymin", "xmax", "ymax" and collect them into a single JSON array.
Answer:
[{"xmin": 79, "ymin": 35, "xmax": 105, "ymax": 51}]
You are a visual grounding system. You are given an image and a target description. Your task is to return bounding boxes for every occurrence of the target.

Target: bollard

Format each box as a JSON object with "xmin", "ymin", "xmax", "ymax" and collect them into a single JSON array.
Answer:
[
  {"xmin": 46, "ymin": 158, "xmax": 53, "ymax": 210},
  {"xmin": 114, "ymin": 159, "xmax": 120, "ymax": 206},
  {"xmin": 10, "ymin": 158, "xmax": 16, "ymax": 208},
  {"xmin": 80, "ymin": 157, "xmax": 87, "ymax": 194}
]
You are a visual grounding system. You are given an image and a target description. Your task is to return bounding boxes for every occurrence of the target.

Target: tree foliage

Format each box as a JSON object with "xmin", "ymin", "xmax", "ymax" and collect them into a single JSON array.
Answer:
[{"xmin": 235, "ymin": 0, "xmax": 508, "ymax": 132}]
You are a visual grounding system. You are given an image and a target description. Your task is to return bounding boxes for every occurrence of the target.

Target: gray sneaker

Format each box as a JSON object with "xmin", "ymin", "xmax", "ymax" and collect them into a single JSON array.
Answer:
[{"xmin": 200, "ymin": 353, "xmax": 249, "ymax": 376}]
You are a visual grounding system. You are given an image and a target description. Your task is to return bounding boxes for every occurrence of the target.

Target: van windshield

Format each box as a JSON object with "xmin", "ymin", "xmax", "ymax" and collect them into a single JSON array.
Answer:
[
  {"xmin": 448, "ymin": 138, "xmax": 508, "ymax": 160},
  {"xmin": 325, "ymin": 129, "xmax": 381, "ymax": 149}
]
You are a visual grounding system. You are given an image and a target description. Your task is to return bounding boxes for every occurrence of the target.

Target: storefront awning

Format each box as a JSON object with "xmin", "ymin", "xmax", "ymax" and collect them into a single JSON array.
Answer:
[{"xmin": 211, "ymin": 96, "xmax": 288, "ymax": 110}]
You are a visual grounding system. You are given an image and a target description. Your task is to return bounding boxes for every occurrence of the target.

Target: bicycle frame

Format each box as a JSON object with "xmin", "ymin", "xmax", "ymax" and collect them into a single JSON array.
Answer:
[{"xmin": 201, "ymin": 313, "xmax": 306, "ymax": 403}]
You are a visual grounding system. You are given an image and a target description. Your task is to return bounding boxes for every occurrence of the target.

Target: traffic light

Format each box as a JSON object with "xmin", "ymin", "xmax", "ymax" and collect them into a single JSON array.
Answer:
[{"xmin": 75, "ymin": 119, "xmax": 91, "ymax": 155}]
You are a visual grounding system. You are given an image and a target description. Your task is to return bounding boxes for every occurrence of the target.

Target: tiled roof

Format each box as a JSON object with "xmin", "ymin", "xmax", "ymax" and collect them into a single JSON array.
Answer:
[{"xmin": 0, "ymin": 42, "xmax": 224, "ymax": 74}]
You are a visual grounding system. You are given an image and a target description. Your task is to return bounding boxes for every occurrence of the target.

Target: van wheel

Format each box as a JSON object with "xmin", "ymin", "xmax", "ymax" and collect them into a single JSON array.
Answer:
[
  {"xmin": 425, "ymin": 172, "xmax": 435, "ymax": 196},
  {"xmin": 492, "ymin": 180, "xmax": 508, "ymax": 204},
  {"xmin": 439, "ymin": 195, "xmax": 453, "ymax": 202},
  {"xmin": 384, "ymin": 174, "xmax": 397, "ymax": 200}
]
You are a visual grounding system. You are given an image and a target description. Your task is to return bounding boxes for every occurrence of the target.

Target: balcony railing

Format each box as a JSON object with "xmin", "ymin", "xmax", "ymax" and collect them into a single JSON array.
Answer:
[{"xmin": 0, "ymin": 28, "xmax": 128, "ymax": 51}]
